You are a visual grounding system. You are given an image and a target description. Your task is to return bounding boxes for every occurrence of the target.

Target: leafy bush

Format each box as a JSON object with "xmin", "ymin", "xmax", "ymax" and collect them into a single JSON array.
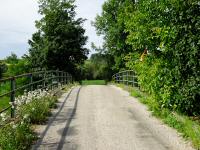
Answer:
[
  {"xmin": 19, "ymin": 99, "xmax": 50, "ymax": 124},
  {"xmin": 0, "ymin": 118, "xmax": 36, "ymax": 150},
  {"xmin": 96, "ymin": 0, "xmax": 200, "ymax": 115},
  {"xmin": 16, "ymin": 89, "xmax": 57, "ymax": 124},
  {"xmin": 0, "ymin": 61, "xmax": 7, "ymax": 79},
  {"xmin": 0, "ymin": 88, "xmax": 58, "ymax": 149},
  {"xmin": 124, "ymin": 0, "xmax": 200, "ymax": 115}
]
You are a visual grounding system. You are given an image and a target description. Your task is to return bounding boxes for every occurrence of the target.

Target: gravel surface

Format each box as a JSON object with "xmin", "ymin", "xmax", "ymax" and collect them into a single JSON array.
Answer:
[{"xmin": 32, "ymin": 85, "xmax": 195, "ymax": 150}]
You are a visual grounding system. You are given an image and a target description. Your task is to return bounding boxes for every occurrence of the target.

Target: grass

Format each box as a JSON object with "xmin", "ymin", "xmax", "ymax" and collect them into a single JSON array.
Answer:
[
  {"xmin": 0, "ymin": 83, "xmax": 75, "ymax": 150},
  {"xmin": 81, "ymin": 80, "xmax": 107, "ymax": 85},
  {"xmin": 0, "ymin": 97, "xmax": 9, "ymax": 111},
  {"xmin": 115, "ymin": 83, "xmax": 200, "ymax": 149}
]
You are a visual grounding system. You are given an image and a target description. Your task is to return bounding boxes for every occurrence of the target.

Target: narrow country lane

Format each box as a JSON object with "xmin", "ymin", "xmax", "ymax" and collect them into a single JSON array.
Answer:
[{"xmin": 32, "ymin": 85, "xmax": 194, "ymax": 150}]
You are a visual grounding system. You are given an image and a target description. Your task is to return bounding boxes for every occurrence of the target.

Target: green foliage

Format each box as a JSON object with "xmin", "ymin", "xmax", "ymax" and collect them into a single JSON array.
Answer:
[
  {"xmin": 0, "ymin": 88, "xmax": 61, "ymax": 149},
  {"xmin": 18, "ymin": 95, "xmax": 57, "ymax": 124},
  {"xmin": 0, "ymin": 119, "xmax": 36, "ymax": 150},
  {"xmin": 94, "ymin": 0, "xmax": 133, "ymax": 71},
  {"xmin": 28, "ymin": 0, "xmax": 88, "ymax": 79},
  {"xmin": 0, "ymin": 97, "xmax": 9, "ymax": 112},
  {"xmin": 0, "ymin": 61, "xmax": 7, "ymax": 79},
  {"xmin": 81, "ymin": 53, "xmax": 114, "ymax": 80},
  {"xmin": 97, "ymin": 0, "xmax": 200, "ymax": 115},
  {"xmin": 5, "ymin": 53, "xmax": 18, "ymax": 64},
  {"xmin": 125, "ymin": 0, "xmax": 200, "ymax": 115},
  {"xmin": 5, "ymin": 58, "xmax": 30, "ymax": 77}
]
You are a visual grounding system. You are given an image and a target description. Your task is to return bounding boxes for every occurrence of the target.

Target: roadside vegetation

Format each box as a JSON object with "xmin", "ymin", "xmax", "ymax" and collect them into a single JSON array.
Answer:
[
  {"xmin": 94, "ymin": 0, "xmax": 199, "ymax": 116},
  {"xmin": 0, "ymin": 89, "xmax": 57, "ymax": 149},
  {"xmin": 0, "ymin": 84, "xmax": 74, "ymax": 150}
]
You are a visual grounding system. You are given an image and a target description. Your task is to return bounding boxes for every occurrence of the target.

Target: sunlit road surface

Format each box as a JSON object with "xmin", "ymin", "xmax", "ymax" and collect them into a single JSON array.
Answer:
[{"xmin": 32, "ymin": 85, "xmax": 194, "ymax": 150}]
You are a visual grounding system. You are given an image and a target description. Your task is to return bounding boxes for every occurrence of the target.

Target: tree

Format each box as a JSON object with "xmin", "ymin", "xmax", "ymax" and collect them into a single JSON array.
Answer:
[
  {"xmin": 81, "ymin": 53, "xmax": 114, "ymax": 81},
  {"xmin": 95, "ymin": 0, "xmax": 200, "ymax": 115},
  {"xmin": 28, "ymin": 0, "xmax": 89, "ymax": 79},
  {"xmin": 94, "ymin": 0, "xmax": 133, "ymax": 71},
  {"xmin": 5, "ymin": 52, "xmax": 18, "ymax": 64},
  {"xmin": 0, "ymin": 61, "xmax": 7, "ymax": 79}
]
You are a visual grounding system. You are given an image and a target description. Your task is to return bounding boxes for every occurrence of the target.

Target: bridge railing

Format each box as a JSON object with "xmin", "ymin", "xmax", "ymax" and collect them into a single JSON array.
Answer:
[
  {"xmin": 112, "ymin": 70, "xmax": 138, "ymax": 87},
  {"xmin": 0, "ymin": 70, "xmax": 72, "ymax": 118}
]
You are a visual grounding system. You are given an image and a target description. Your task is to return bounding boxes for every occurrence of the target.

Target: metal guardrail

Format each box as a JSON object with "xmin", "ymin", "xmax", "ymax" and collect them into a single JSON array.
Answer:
[
  {"xmin": 0, "ymin": 70, "xmax": 72, "ymax": 118},
  {"xmin": 112, "ymin": 70, "xmax": 138, "ymax": 87}
]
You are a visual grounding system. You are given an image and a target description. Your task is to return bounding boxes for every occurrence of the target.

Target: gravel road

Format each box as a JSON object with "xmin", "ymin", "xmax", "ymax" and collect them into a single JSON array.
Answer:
[{"xmin": 32, "ymin": 85, "xmax": 194, "ymax": 150}]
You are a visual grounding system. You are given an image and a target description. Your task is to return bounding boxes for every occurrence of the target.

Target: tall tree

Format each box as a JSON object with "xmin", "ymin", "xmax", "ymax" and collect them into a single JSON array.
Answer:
[
  {"xmin": 5, "ymin": 53, "xmax": 18, "ymax": 64},
  {"xmin": 0, "ymin": 61, "xmax": 7, "ymax": 79},
  {"xmin": 94, "ymin": 0, "xmax": 133, "ymax": 71},
  {"xmin": 28, "ymin": 0, "xmax": 88, "ymax": 78}
]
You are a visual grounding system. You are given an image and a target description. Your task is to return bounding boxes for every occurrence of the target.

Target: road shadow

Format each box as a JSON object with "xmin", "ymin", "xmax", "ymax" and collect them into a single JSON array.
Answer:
[
  {"xmin": 56, "ymin": 87, "xmax": 81, "ymax": 150},
  {"xmin": 32, "ymin": 87, "xmax": 81, "ymax": 150}
]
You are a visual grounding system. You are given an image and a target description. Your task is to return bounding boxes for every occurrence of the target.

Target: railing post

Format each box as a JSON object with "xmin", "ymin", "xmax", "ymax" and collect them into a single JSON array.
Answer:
[
  {"xmin": 43, "ymin": 71, "xmax": 46, "ymax": 89},
  {"xmin": 64, "ymin": 72, "xmax": 66, "ymax": 85},
  {"xmin": 57, "ymin": 71, "xmax": 59, "ymax": 87},
  {"xmin": 68, "ymin": 73, "xmax": 71, "ymax": 84},
  {"xmin": 127, "ymin": 71, "xmax": 129, "ymax": 86},
  {"xmin": 132, "ymin": 71, "xmax": 134, "ymax": 87},
  {"xmin": 62, "ymin": 72, "xmax": 64, "ymax": 86},
  {"xmin": 123, "ymin": 72, "xmax": 125, "ymax": 85},
  {"xmin": 51, "ymin": 71, "xmax": 53, "ymax": 90},
  {"xmin": 119, "ymin": 73, "xmax": 120, "ymax": 84},
  {"xmin": 10, "ymin": 77, "xmax": 16, "ymax": 118},
  {"xmin": 29, "ymin": 73, "xmax": 33, "ymax": 91}
]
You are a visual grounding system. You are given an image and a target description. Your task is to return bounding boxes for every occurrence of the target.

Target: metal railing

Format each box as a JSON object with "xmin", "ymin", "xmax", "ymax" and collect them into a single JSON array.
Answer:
[
  {"xmin": 0, "ymin": 70, "xmax": 72, "ymax": 118},
  {"xmin": 112, "ymin": 70, "xmax": 138, "ymax": 87}
]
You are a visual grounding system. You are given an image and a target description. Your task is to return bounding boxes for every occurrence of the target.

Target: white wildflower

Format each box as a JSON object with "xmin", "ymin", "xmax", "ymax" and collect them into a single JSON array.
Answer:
[
  {"xmin": 23, "ymin": 114, "xmax": 29, "ymax": 119},
  {"xmin": 0, "ymin": 113, "xmax": 7, "ymax": 122},
  {"xmin": 12, "ymin": 124, "xmax": 17, "ymax": 129}
]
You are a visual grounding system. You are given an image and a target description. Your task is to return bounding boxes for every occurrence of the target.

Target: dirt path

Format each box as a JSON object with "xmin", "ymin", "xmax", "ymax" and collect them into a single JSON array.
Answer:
[{"xmin": 32, "ymin": 85, "xmax": 194, "ymax": 150}]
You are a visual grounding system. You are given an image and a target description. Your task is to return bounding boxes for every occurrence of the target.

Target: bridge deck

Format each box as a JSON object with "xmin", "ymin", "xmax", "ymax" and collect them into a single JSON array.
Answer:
[{"xmin": 32, "ymin": 85, "xmax": 194, "ymax": 150}]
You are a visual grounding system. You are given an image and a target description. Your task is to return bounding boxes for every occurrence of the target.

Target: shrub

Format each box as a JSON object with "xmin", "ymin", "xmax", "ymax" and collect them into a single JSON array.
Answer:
[
  {"xmin": 0, "ymin": 118, "xmax": 36, "ymax": 150},
  {"xmin": 16, "ymin": 89, "xmax": 57, "ymax": 124}
]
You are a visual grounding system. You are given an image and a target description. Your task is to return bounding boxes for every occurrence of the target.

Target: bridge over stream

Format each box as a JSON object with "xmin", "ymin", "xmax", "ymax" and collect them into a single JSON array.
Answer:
[{"xmin": 0, "ymin": 70, "xmax": 194, "ymax": 150}]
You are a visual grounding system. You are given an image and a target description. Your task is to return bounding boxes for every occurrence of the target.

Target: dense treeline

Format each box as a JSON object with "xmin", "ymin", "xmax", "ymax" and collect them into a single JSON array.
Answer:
[
  {"xmin": 95, "ymin": 0, "xmax": 200, "ymax": 115},
  {"xmin": 0, "ymin": 53, "xmax": 29, "ymax": 78},
  {"xmin": 80, "ymin": 53, "xmax": 114, "ymax": 81}
]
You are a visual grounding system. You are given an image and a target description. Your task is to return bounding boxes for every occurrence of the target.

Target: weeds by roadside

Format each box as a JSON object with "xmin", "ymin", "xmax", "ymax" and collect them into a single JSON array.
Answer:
[{"xmin": 0, "ymin": 84, "xmax": 73, "ymax": 150}]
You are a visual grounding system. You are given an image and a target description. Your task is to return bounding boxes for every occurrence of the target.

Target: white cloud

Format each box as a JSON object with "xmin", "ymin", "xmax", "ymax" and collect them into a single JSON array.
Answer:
[
  {"xmin": 0, "ymin": 0, "xmax": 40, "ymax": 59},
  {"xmin": 75, "ymin": 0, "xmax": 105, "ymax": 55},
  {"xmin": 0, "ymin": 0, "xmax": 105, "ymax": 59}
]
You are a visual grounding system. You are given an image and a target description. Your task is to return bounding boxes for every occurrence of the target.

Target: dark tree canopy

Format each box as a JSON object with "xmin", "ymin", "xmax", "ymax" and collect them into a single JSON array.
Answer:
[
  {"xmin": 0, "ymin": 61, "xmax": 7, "ymax": 79},
  {"xmin": 94, "ymin": 0, "xmax": 133, "ymax": 71},
  {"xmin": 28, "ymin": 0, "xmax": 88, "ymax": 78}
]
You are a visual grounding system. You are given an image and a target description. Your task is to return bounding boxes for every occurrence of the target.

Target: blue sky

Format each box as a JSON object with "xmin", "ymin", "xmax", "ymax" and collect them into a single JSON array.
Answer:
[{"xmin": 0, "ymin": 0, "xmax": 105, "ymax": 59}]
